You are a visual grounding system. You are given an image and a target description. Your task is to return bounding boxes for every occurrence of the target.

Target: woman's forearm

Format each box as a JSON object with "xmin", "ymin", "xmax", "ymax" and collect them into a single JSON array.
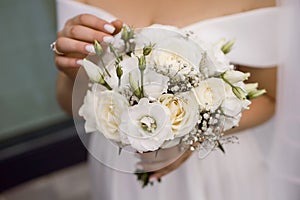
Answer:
[
  {"xmin": 226, "ymin": 94, "xmax": 276, "ymax": 134},
  {"xmin": 56, "ymin": 72, "xmax": 74, "ymax": 116}
]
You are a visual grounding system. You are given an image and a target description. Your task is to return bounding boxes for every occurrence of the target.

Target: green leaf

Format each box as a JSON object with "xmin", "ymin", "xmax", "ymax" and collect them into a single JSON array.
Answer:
[{"xmin": 217, "ymin": 140, "xmax": 225, "ymax": 154}]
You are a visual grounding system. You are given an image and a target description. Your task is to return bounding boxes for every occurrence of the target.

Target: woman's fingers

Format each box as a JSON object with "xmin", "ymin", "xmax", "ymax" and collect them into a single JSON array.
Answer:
[
  {"xmin": 149, "ymin": 150, "xmax": 193, "ymax": 180},
  {"xmin": 55, "ymin": 55, "xmax": 81, "ymax": 70},
  {"xmin": 64, "ymin": 24, "xmax": 115, "ymax": 43},
  {"xmin": 56, "ymin": 37, "xmax": 89, "ymax": 55},
  {"xmin": 53, "ymin": 14, "xmax": 124, "ymax": 80},
  {"xmin": 67, "ymin": 14, "xmax": 116, "ymax": 34},
  {"xmin": 111, "ymin": 19, "xmax": 124, "ymax": 34}
]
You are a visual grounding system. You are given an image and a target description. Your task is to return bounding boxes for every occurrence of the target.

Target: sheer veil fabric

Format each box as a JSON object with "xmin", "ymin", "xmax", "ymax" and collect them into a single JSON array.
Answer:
[
  {"xmin": 268, "ymin": 0, "xmax": 300, "ymax": 199},
  {"xmin": 55, "ymin": 0, "xmax": 299, "ymax": 199}
]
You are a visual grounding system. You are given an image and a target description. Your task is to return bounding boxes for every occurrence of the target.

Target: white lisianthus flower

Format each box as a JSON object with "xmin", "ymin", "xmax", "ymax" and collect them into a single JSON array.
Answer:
[
  {"xmin": 143, "ymin": 70, "xmax": 169, "ymax": 99},
  {"xmin": 135, "ymin": 24, "xmax": 182, "ymax": 47},
  {"xmin": 80, "ymin": 59, "xmax": 103, "ymax": 83},
  {"xmin": 222, "ymin": 97, "xmax": 251, "ymax": 117},
  {"xmin": 221, "ymin": 84, "xmax": 251, "ymax": 117},
  {"xmin": 222, "ymin": 70, "xmax": 250, "ymax": 84},
  {"xmin": 223, "ymin": 114, "xmax": 242, "ymax": 131},
  {"xmin": 123, "ymin": 69, "xmax": 169, "ymax": 100},
  {"xmin": 200, "ymin": 41, "xmax": 233, "ymax": 76},
  {"xmin": 105, "ymin": 55, "xmax": 139, "ymax": 89},
  {"xmin": 78, "ymin": 85, "xmax": 99, "ymax": 133},
  {"xmin": 79, "ymin": 87, "xmax": 129, "ymax": 142},
  {"xmin": 119, "ymin": 98, "xmax": 173, "ymax": 153},
  {"xmin": 192, "ymin": 78, "xmax": 226, "ymax": 111},
  {"xmin": 135, "ymin": 24, "xmax": 203, "ymax": 65}
]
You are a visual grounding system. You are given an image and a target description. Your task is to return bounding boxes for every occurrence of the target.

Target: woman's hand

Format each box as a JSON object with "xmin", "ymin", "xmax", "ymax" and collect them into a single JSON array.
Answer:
[
  {"xmin": 54, "ymin": 14, "xmax": 123, "ymax": 81},
  {"xmin": 137, "ymin": 146, "xmax": 193, "ymax": 183},
  {"xmin": 149, "ymin": 149, "xmax": 193, "ymax": 180}
]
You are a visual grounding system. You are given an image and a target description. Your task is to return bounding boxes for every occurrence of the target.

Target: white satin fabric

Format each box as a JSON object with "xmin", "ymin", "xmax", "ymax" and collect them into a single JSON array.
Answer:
[
  {"xmin": 268, "ymin": 1, "xmax": 300, "ymax": 199},
  {"xmin": 56, "ymin": 1, "xmax": 286, "ymax": 199}
]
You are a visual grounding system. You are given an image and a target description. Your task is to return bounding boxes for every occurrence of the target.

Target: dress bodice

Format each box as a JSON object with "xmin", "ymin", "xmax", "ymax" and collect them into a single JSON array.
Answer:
[{"xmin": 56, "ymin": 0, "xmax": 279, "ymax": 67}]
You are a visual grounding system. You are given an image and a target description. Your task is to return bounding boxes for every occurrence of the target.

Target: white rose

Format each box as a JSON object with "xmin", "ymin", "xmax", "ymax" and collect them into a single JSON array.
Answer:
[
  {"xmin": 159, "ymin": 93, "xmax": 198, "ymax": 148},
  {"xmin": 119, "ymin": 98, "xmax": 173, "ymax": 153},
  {"xmin": 192, "ymin": 78, "xmax": 226, "ymax": 111},
  {"xmin": 79, "ymin": 87, "xmax": 129, "ymax": 142},
  {"xmin": 159, "ymin": 93, "xmax": 198, "ymax": 137}
]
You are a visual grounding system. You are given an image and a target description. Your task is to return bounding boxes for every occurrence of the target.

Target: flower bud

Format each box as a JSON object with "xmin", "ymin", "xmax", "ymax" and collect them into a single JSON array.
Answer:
[
  {"xmin": 221, "ymin": 38, "xmax": 236, "ymax": 54},
  {"xmin": 81, "ymin": 59, "xmax": 102, "ymax": 83},
  {"xmin": 116, "ymin": 65, "xmax": 123, "ymax": 78},
  {"xmin": 129, "ymin": 73, "xmax": 141, "ymax": 97},
  {"xmin": 232, "ymin": 86, "xmax": 246, "ymax": 100},
  {"xmin": 128, "ymin": 28, "xmax": 135, "ymax": 39},
  {"xmin": 247, "ymin": 89, "xmax": 266, "ymax": 99},
  {"xmin": 244, "ymin": 83, "xmax": 258, "ymax": 93},
  {"xmin": 94, "ymin": 40, "xmax": 103, "ymax": 56},
  {"xmin": 143, "ymin": 44, "xmax": 153, "ymax": 56},
  {"xmin": 121, "ymin": 26, "xmax": 129, "ymax": 41},
  {"xmin": 98, "ymin": 74, "xmax": 105, "ymax": 85},
  {"xmin": 222, "ymin": 70, "xmax": 250, "ymax": 84}
]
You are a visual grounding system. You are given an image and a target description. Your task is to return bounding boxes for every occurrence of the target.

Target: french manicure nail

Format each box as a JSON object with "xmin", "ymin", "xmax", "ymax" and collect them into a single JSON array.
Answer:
[
  {"xmin": 103, "ymin": 36, "xmax": 114, "ymax": 43},
  {"xmin": 76, "ymin": 59, "xmax": 83, "ymax": 66},
  {"xmin": 104, "ymin": 24, "xmax": 116, "ymax": 33},
  {"xmin": 85, "ymin": 44, "xmax": 96, "ymax": 54}
]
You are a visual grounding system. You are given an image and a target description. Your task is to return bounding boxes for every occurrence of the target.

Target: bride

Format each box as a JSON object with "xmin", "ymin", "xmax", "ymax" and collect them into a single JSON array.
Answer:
[{"xmin": 53, "ymin": 0, "xmax": 278, "ymax": 199}]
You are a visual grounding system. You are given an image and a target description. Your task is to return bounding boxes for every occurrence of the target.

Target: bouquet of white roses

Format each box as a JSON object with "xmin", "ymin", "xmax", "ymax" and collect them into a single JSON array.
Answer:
[{"xmin": 77, "ymin": 25, "xmax": 265, "ymax": 186}]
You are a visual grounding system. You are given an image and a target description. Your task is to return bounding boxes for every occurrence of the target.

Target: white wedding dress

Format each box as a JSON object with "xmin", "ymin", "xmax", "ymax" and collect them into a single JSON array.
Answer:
[{"xmin": 56, "ymin": 1, "xmax": 279, "ymax": 199}]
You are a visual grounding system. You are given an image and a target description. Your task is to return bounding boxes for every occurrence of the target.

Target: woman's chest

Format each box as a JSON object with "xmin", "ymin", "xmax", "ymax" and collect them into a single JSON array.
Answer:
[{"xmin": 80, "ymin": 0, "xmax": 275, "ymax": 27}]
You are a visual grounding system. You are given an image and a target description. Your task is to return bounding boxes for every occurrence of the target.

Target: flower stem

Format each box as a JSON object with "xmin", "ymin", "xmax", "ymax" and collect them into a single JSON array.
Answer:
[
  {"xmin": 100, "ymin": 58, "xmax": 111, "ymax": 77},
  {"xmin": 140, "ymin": 70, "xmax": 144, "ymax": 97}
]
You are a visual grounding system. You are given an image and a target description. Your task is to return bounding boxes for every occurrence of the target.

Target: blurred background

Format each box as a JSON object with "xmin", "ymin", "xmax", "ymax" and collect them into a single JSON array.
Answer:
[{"xmin": 0, "ymin": 0, "xmax": 90, "ymax": 199}]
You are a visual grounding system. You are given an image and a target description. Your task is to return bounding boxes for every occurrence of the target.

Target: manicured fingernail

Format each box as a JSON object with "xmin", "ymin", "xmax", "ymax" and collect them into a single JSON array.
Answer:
[
  {"xmin": 103, "ymin": 36, "xmax": 114, "ymax": 43},
  {"xmin": 76, "ymin": 59, "xmax": 83, "ymax": 66},
  {"xmin": 85, "ymin": 45, "xmax": 96, "ymax": 54},
  {"xmin": 104, "ymin": 24, "xmax": 116, "ymax": 33}
]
